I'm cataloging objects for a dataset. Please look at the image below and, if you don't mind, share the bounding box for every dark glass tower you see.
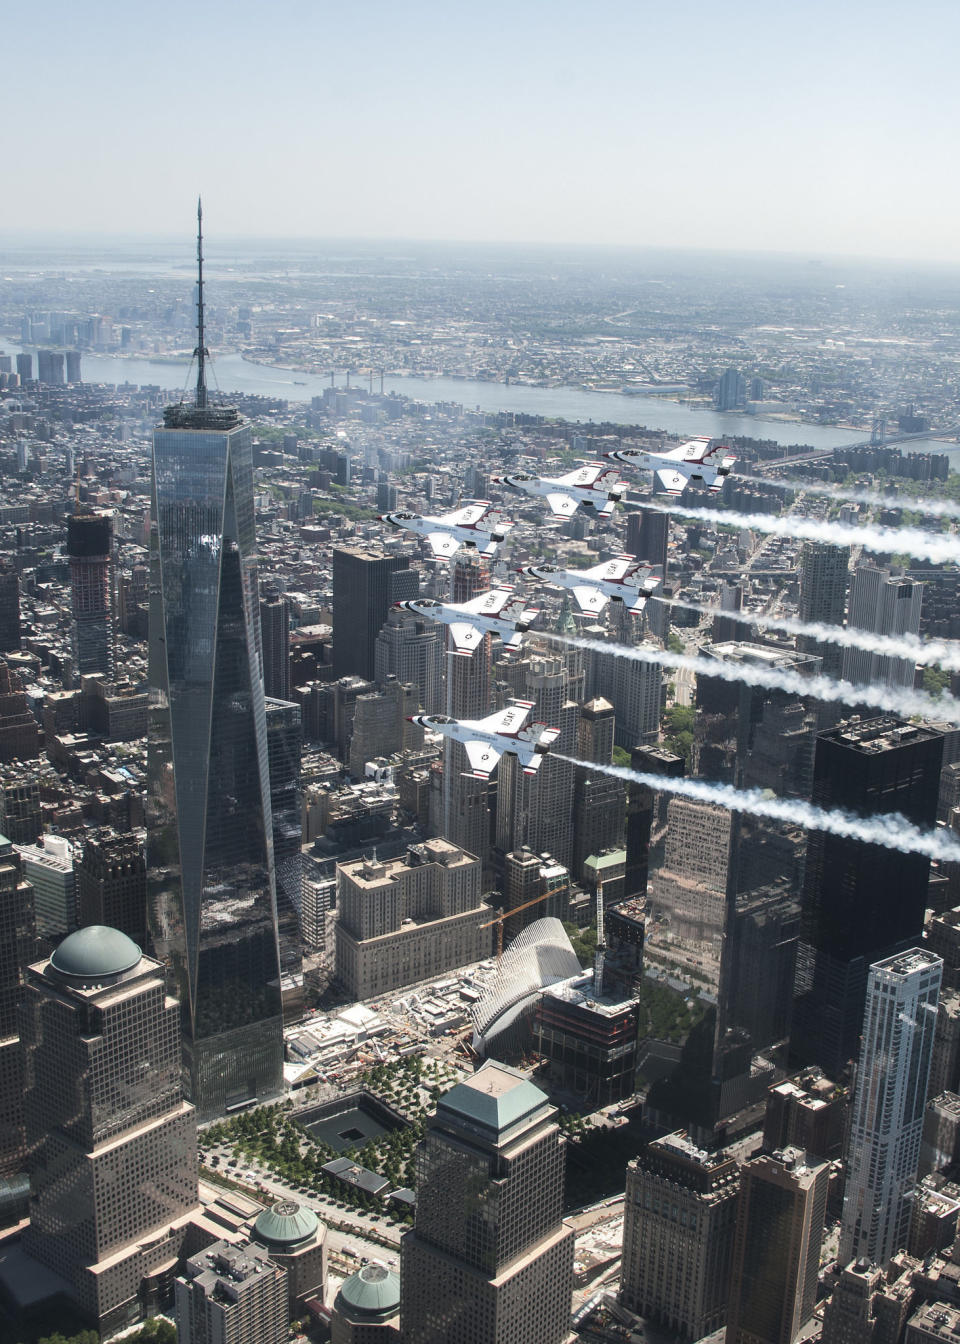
[331,546,417,681]
[792,716,944,1076]
[146,203,282,1118]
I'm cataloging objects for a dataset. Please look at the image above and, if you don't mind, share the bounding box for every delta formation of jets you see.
[395,589,540,656]
[489,462,626,517]
[408,701,561,779]
[378,437,735,777]
[605,436,737,496]
[517,554,660,616]
[379,500,513,559]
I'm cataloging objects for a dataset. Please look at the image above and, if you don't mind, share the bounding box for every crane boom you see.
[480,880,567,962]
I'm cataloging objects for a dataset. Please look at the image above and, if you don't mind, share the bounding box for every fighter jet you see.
[395,589,540,656]
[518,554,660,616]
[379,500,514,559]
[489,462,626,517]
[407,701,561,779]
[604,436,736,495]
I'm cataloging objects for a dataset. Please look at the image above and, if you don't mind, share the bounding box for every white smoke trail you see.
[664,598,960,673]
[738,473,960,522]
[555,755,960,865]
[544,631,960,725]
[636,499,960,566]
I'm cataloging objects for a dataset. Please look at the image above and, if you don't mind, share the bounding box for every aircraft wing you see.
[463,738,501,779]
[596,496,619,516]
[479,701,534,737]
[561,464,601,487]
[441,502,488,527]
[572,584,609,615]
[462,588,514,617]
[447,622,484,656]
[586,556,633,582]
[426,530,462,558]
[545,492,580,517]
[626,591,652,615]
[655,468,688,495]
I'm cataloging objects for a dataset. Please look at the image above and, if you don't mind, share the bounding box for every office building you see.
[0,836,34,1180]
[843,565,924,690]
[725,1148,830,1344]
[621,1132,740,1341]
[15,353,31,383]
[441,550,495,868]
[67,508,114,680]
[920,1092,960,1178]
[334,840,491,1000]
[0,662,41,762]
[176,1240,287,1344]
[589,641,661,749]
[495,653,580,871]
[763,1069,846,1162]
[18,835,75,938]
[76,829,147,948]
[65,350,82,382]
[401,1060,574,1344]
[798,541,849,678]
[0,776,41,846]
[36,349,65,385]
[625,506,669,572]
[573,697,625,880]
[250,1201,327,1317]
[332,1264,401,1342]
[502,847,570,942]
[821,1258,917,1344]
[840,948,942,1266]
[623,745,684,900]
[374,607,444,715]
[332,547,417,681]
[714,367,747,411]
[147,213,283,1119]
[0,562,20,656]
[22,926,198,1333]
[260,592,291,702]
[793,718,943,1076]
[534,972,640,1106]
[265,698,304,989]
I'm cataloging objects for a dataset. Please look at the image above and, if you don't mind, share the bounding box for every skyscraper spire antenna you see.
[194,196,208,410]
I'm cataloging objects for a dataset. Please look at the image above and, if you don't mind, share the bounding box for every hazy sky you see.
[7,0,960,261]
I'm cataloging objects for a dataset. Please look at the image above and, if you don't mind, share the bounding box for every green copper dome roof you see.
[49,926,142,984]
[253,1200,319,1248]
[339,1264,400,1316]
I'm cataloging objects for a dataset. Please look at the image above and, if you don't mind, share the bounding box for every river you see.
[4,341,956,461]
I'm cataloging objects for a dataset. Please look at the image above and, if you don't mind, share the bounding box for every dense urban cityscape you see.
[1,204,960,1344]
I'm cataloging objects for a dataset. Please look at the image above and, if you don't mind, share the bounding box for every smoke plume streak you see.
[737,474,960,521]
[555,755,960,865]
[635,499,960,565]
[663,598,960,672]
[543,632,960,725]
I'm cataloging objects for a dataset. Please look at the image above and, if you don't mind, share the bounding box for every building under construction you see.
[534,973,640,1107]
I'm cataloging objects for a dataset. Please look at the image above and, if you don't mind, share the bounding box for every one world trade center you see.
[147,203,283,1118]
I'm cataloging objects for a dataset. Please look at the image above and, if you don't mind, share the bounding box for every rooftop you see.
[48,924,142,986]
[252,1200,320,1250]
[438,1060,550,1138]
[338,1263,400,1317]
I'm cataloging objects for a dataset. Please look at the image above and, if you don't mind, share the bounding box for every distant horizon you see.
[3,229,960,274]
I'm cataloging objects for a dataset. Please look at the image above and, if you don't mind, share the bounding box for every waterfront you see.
[5,340,955,460]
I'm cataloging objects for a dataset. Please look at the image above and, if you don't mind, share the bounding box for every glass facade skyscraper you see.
[147,402,283,1119]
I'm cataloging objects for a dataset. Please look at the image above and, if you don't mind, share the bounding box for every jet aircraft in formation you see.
[379,500,513,559]
[408,701,560,778]
[604,437,736,496]
[517,554,661,616]
[489,462,626,517]
[394,589,539,656]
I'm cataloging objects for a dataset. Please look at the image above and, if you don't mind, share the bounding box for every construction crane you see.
[480,879,567,963]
